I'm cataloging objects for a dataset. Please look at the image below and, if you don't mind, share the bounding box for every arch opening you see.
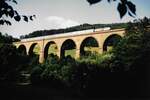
[18,45,27,55]
[61,39,76,58]
[44,41,58,59]
[103,34,122,52]
[80,37,99,56]
[29,43,40,58]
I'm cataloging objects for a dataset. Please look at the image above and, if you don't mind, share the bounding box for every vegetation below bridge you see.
[0,17,150,99]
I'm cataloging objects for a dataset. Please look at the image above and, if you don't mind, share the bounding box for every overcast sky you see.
[0,0,150,38]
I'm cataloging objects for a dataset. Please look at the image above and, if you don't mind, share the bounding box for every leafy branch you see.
[0,0,36,25]
[87,0,136,18]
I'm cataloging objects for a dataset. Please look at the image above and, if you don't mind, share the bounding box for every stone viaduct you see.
[14,28,125,63]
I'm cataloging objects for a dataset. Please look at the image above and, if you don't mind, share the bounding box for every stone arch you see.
[28,43,41,57]
[44,41,58,59]
[18,44,27,55]
[103,34,122,52]
[60,39,76,58]
[80,36,99,56]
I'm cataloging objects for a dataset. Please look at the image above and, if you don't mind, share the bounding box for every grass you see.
[48,44,58,55]
[33,45,40,55]
[32,45,108,58]
[65,49,76,58]
[64,47,100,58]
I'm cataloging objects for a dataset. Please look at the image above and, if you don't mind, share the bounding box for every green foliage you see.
[0,44,28,81]
[79,53,112,66]
[41,63,61,81]
[0,32,19,43]
[30,55,76,86]
[30,52,112,90]
[0,33,28,82]
[64,49,76,58]
[70,53,112,90]
[30,64,43,84]
[112,17,150,72]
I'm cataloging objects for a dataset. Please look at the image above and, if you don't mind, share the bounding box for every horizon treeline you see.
[20,23,127,39]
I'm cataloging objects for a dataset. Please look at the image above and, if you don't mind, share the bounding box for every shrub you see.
[30,53,113,90]
[30,64,44,84]
[0,44,28,82]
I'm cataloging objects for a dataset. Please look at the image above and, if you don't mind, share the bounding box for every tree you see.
[111,17,150,72]
[0,32,27,82]
[0,44,29,81]
[20,23,127,39]
[109,17,150,96]
[87,0,136,18]
[0,32,19,43]
[0,0,35,25]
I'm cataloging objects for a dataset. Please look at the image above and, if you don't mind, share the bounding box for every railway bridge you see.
[14,28,125,63]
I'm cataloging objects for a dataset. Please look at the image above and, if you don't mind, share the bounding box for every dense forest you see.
[20,23,127,39]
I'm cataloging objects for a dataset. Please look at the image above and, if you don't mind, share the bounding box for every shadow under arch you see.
[28,43,40,57]
[103,34,122,52]
[18,44,27,55]
[60,39,76,58]
[80,37,99,56]
[44,41,58,59]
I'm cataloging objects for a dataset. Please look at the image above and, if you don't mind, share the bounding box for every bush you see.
[110,18,150,96]
[30,53,113,94]
[30,64,44,84]
[112,17,150,72]
[0,44,28,82]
